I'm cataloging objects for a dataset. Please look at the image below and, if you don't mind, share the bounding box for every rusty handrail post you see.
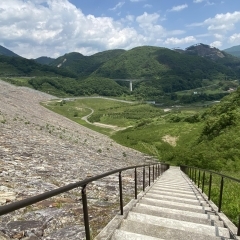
[149,165,151,186]
[194,169,197,183]
[237,214,240,236]
[218,177,224,212]
[134,168,137,199]
[82,185,90,240]
[208,174,212,200]
[202,171,205,193]
[119,171,123,215]
[143,167,145,191]
[198,170,201,188]
[153,165,155,182]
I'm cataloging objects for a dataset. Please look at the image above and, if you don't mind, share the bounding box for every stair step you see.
[149,190,203,200]
[111,229,162,240]
[120,220,223,240]
[132,204,224,227]
[125,212,230,238]
[135,203,216,219]
[150,187,198,195]
[140,197,211,213]
[145,193,202,205]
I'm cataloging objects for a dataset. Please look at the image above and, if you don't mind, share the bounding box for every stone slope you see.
[0,80,151,239]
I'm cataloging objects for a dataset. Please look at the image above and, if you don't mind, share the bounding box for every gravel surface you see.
[0,80,155,239]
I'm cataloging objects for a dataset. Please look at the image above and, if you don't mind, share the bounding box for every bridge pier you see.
[129,81,133,92]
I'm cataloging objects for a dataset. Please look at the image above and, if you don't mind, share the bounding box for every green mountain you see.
[92,46,238,95]
[2,44,240,104]
[0,55,77,78]
[50,49,125,77]
[224,45,240,58]
[34,56,55,65]
[0,45,20,57]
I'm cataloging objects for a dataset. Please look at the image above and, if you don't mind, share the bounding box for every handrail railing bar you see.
[143,167,145,192]
[238,215,240,236]
[218,177,224,212]
[153,165,155,182]
[194,169,197,183]
[134,168,137,199]
[208,174,212,201]
[198,170,201,188]
[0,163,170,240]
[0,163,160,216]
[149,165,151,186]
[202,171,205,193]
[181,165,240,183]
[119,171,123,215]
[181,165,240,236]
[82,185,90,240]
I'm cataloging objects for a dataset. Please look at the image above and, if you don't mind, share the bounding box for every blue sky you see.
[0,0,239,58]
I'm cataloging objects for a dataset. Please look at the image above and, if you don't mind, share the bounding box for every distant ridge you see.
[224,45,240,58]
[0,45,20,57]
[34,56,55,65]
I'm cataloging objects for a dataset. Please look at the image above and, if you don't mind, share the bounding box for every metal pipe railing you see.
[0,162,169,240]
[180,165,240,236]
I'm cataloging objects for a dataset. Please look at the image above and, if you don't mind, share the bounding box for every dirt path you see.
[81,107,129,131]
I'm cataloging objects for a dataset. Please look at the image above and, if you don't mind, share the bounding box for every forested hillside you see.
[1,44,240,104]
[0,45,19,57]
[224,45,240,58]
[49,49,125,77]
[165,88,240,171]
[0,55,77,78]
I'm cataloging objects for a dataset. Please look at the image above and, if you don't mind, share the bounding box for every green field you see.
[43,96,240,226]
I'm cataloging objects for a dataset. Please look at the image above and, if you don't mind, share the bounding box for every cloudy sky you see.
[0,0,239,58]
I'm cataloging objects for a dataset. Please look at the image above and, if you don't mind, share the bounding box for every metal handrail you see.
[180,165,240,237]
[0,162,170,239]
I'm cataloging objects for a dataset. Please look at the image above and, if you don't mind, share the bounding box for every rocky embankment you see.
[0,80,153,239]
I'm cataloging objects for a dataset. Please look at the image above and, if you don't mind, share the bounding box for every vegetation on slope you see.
[43,92,240,227]
[224,45,240,58]
[34,56,55,65]
[0,45,19,57]
[50,49,125,77]
[0,55,77,78]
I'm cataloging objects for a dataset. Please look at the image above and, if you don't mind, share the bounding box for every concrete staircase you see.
[108,167,234,240]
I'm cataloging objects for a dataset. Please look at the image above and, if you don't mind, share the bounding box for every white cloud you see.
[109,2,125,11]
[125,15,135,22]
[193,0,204,3]
[164,36,197,45]
[214,33,224,39]
[0,0,146,58]
[205,12,240,32]
[169,4,188,12]
[188,11,240,32]
[205,1,215,6]
[130,0,145,2]
[210,41,222,48]
[144,4,152,8]
[229,33,240,44]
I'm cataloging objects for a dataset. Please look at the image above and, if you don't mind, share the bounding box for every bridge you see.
[0,164,239,239]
